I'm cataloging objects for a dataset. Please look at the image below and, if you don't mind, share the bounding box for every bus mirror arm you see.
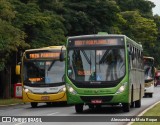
[60,52,64,61]
[128,49,134,60]
[60,46,65,62]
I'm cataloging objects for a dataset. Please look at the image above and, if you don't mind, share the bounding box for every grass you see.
[0,98,23,106]
[132,102,160,125]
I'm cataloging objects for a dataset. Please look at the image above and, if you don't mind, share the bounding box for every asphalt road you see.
[1,86,160,125]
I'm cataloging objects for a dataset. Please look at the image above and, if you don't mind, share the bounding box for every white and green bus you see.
[143,56,154,97]
[64,33,144,112]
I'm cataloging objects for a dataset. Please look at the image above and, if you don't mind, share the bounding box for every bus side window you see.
[127,44,131,70]
[130,46,133,69]
[135,48,138,69]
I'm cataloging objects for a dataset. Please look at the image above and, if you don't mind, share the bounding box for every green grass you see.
[133,102,160,125]
[0,98,23,105]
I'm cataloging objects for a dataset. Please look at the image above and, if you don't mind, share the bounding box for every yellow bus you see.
[16,46,66,107]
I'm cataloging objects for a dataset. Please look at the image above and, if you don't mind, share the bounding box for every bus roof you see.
[67,34,126,39]
[67,34,142,49]
[25,46,66,52]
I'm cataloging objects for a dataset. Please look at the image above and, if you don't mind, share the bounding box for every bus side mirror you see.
[60,52,65,62]
[127,45,132,56]
[15,64,21,75]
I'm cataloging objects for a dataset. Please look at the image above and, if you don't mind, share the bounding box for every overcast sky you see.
[150,0,160,15]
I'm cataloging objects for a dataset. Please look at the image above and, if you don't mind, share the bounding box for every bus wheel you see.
[75,104,83,113]
[31,102,38,108]
[122,103,130,112]
[135,99,141,108]
[130,87,134,108]
[149,93,153,98]
[135,89,141,108]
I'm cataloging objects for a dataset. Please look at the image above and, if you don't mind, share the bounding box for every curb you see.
[127,101,160,125]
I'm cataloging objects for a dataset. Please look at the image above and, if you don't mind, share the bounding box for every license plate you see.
[41,96,49,100]
[91,100,102,104]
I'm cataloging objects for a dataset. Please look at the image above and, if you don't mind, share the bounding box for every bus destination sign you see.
[26,52,60,59]
[69,38,124,47]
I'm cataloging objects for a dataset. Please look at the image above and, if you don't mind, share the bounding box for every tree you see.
[121,11,157,45]
[11,0,66,48]
[0,0,29,98]
[0,0,28,71]
[114,0,155,17]
[62,0,124,36]
[153,15,160,67]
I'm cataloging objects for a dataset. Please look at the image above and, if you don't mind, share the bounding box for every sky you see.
[150,0,160,15]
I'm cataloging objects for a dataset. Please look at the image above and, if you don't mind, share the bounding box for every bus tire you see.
[135,99,141,108]
[135,89,141,108]
[130,86,134,108]
[75,104,83,113]
[149,93,153,98]
[122,103,130,112]
[31,102,38,108]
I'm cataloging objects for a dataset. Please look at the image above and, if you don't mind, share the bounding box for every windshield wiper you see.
[99,50,110,64]
[48,61,55,71]
[81,50,91,64]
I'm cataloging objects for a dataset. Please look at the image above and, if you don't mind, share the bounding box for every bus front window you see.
[144,65,154,81]
[68,48,125,82]
[24,60,65,84]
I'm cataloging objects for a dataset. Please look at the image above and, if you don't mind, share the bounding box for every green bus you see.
[64,33,144,112]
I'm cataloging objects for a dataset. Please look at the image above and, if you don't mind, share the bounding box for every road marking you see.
[15,122,25,125]
[47,112,59,116]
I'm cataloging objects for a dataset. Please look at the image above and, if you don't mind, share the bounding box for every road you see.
[0,86,160,125]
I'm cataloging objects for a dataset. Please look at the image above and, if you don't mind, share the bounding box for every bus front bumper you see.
[23,91,67,103]
[67,92,129,105]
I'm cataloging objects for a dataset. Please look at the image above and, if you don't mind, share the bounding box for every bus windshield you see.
[144,64,154,80]
[68,48,125,82]
[144,58,154,81]
[23,60,65,84]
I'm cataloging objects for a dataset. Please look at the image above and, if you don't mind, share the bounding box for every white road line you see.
[15,122,25,125]
[47,112,59,116]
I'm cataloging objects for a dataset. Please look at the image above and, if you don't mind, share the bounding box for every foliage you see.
[11,0,66,48]
[0,0,29,71]
[121,11,157,44]
[0,0,160,69]
[114,0,155,17]
[62,0,124,35]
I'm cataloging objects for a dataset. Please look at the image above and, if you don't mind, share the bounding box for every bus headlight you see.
[116,82,127,94]
[66,84,77,95]
[24,88,29,93]
[23,87,32,93]
[59,87,66,93]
